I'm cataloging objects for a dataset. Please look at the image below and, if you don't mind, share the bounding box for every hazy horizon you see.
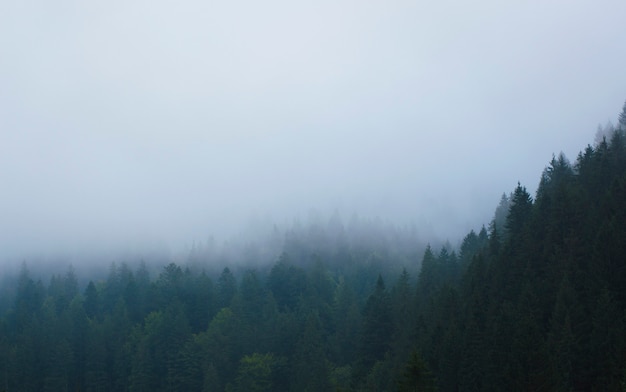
[2,0,626,260]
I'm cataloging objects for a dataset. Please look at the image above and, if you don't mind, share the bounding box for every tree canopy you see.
[1,105,625,391]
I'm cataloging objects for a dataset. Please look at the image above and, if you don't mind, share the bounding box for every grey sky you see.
[1,0,625,258]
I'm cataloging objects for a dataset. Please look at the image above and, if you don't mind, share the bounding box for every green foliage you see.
[234,353,275,392]
[505,183,533,237]
[291,312,332,391]
[397,351,435,392]
[1,102,626,391]
[267,253,306,312]
[217,267,237,309]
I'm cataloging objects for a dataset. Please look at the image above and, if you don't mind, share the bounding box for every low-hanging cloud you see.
[1,0,625,259]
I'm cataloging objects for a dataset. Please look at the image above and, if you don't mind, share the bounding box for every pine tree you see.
[234,353,275,392]
[355,275,392,384]
[618,100,626,130]
[290,312,332,392]
[217,267,237,309]
[397,351,435,392]
[505,183,533,238]
[331,277,360,365]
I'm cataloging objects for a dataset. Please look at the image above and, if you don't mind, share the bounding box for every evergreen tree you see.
[291,312,332,392]
[84,281,100,319]
[1,101,625,392]
[267,253,306,312]
[417,245,438,297]
[332,277,361,365]
[397,351,435,392]
[234,353,275,392]
[505,183,533,238]
[355,275,392,385]
[618,100,626,130]
[217,267,237,309]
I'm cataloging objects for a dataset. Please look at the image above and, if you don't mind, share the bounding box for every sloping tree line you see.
[0,102,625,391]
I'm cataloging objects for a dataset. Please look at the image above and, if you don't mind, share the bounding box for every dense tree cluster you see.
[0,104,625,391]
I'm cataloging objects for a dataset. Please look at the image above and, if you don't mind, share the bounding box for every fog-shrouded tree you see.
[0,100,625,392]
[217,267,237,310]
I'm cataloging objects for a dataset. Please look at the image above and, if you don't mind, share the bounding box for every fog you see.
[1,0,626,260]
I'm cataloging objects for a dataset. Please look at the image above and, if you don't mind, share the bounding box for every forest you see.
[1,103,625,391]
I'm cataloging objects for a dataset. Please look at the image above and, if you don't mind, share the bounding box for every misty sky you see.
[1,0,626,258]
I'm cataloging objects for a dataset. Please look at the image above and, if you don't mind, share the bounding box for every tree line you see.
[0,102,625,391]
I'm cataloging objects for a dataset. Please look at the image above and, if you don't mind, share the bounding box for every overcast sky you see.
[1,0,625,259]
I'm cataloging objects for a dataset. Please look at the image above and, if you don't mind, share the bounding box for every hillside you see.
[1,103,625,391]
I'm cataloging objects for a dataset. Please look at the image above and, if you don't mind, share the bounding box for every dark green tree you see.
[331,277,361,365]
[355,275,393,385]
[397,351,435,392]
[217,267,237,309]
[84,281,100,319]
[505,183,533,238]
[291,312,332,392]
[234,353,275,392]
[618,100,626,130]
[267,253,306,312]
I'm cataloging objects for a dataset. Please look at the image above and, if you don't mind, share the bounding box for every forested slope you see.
[1,104,625,391]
